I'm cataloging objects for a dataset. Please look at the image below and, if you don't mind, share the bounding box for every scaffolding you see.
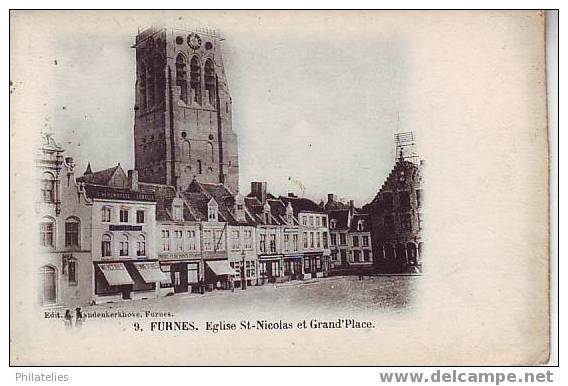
[394,131,419,164]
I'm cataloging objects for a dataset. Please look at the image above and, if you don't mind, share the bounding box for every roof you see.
[327,209,349,229]
[367,159,423,210]
[244,197,283,226]
[278,195,326,216]
[349,213,371,232]
[82,183,155,202]
[139,182,198,222]
[77,165,121,186]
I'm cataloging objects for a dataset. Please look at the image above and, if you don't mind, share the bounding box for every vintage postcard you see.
[9,10,550,365]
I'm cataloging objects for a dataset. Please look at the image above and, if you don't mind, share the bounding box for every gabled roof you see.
[278,195,326,215]
[367,159,423,210]
[139,182,198,222]
[77,164,123,186]
[244,197,282,226]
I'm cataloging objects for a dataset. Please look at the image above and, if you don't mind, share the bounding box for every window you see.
[204,59,216,105]
[418,213,423,230]
[401,214,412,231]
[136,210,145,224]
[322,216,327,227]
[214,230,225,251]
[357,220,365,231]
[323,232,328,249]
[303,232,308,248]
[190,56,202,104]
[330,219,337,229]
[416,189,423,207]
[340,249,347,261]
[137,235,146,256]
[259,234,266,253]
[310,232,314,248]
[352,236,359,247]
[353,250,361,263]
[101,234,112,257]
[41,172,55,203]
[363,250,371,262]
[316,217,321,227]
[120,208,129,223]
[330,233,337,246]
[207,142,215,163]
[161,230,170,252]
[198,160,202,174]
[244,230,253,250]
[173,203,183,221]
[65,218,80,248]
[245,261,256,278]
[68,259,77,285]
[399,191,411,209]
[208,201,218,222]
[339,233,347,245]
[174,230,183,251]
[269,234,276,253]
[119,235,129,256]
[40,219,54,248]
[284,234,290,252]
[187,230,197,251]
[203,230,212,251]
[309,216,314,227]
[302,216,307,226]
[316,232,321,248]
[362,236,369,247]
[176,54,188,103]
[231,230,240,250]
[293,234,299,251]
[101,206,112,222]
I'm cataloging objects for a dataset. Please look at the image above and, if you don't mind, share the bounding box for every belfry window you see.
[190,56,202,105]
[175,54,188,103]
[204,59,216,106]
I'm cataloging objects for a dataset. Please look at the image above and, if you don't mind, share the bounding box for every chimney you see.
[128,169,139,191]
[327,193,335,203]
[251,181,267,203]
[288,192,297,198]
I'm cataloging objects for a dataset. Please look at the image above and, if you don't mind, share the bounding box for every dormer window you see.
[172,197,184,222]
[208,199,218,222]
[357,220,365,231]
[330,219,337,230]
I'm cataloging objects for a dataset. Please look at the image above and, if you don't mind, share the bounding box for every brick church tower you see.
[133,26,239,193]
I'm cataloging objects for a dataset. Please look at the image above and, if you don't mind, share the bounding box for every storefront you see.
[159,260,200,294]
[303,252,324,278]
[259,255,283,284]
[283,254,303,281]
[94,260,166,302]
[205,260,237,290]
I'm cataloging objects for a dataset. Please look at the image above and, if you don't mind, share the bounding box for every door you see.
[40,266,57,305]
[172,263,188,293]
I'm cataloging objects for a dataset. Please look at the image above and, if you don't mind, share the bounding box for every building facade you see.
[133,26,239,194]
[36,134,93,307]
[366,155,424,273]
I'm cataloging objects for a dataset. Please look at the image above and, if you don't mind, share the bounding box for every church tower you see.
[133,26,239,193]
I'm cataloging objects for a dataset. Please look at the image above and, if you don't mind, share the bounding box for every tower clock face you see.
[188,33,202,49]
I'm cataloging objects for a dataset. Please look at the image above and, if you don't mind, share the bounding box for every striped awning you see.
[98,263,134,286]
[133,261,168,283]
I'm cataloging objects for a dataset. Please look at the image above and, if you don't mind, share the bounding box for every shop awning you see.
[98,263,134,286]
[133,261,169,283]
[206,260,237,276]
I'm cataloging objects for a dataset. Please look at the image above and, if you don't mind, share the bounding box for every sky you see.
[16,11,424,206]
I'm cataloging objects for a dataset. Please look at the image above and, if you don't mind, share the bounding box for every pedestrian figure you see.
[75,307,83,329]
[64,309,73,329]
[216,280,221,290]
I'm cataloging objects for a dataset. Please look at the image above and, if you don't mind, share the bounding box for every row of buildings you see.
[35,25,423,308]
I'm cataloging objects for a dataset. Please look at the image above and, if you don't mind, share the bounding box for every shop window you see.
[64,218,80,248]
[40,218,55,248]
[101,234,112,257]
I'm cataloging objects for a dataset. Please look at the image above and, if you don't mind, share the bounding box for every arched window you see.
[119,234,129,257]
[190,56,202,104]
[101,234,112,257]
[40,216,55,248]
[207,142,215,162]
[41,172,55,202]
[175,54,188,103]
[39,265,57,305]
[204,59,216,105]
[65,216,80,248]
[357,220,365,231]
[330,219,337,229]
[182,140,191,160]
[137,234,146,256]
[139,62,147,109]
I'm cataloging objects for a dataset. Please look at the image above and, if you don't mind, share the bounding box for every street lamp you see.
[241,249,247,290]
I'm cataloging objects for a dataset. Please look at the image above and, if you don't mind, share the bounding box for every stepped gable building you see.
[366,152,424,273]
[77,164,161,303]
[36,133,93,307]
[133,26,239,194]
